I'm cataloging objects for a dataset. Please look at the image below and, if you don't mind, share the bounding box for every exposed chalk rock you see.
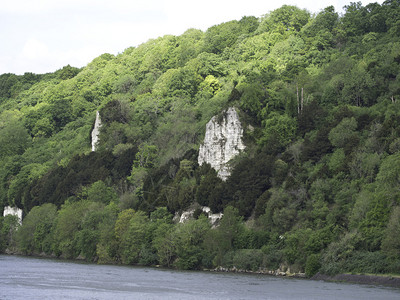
[91,111,102,151]
[3,206,23,225]
[179,210,194,223]
[202,206,224,228]
[175,205,223,227]
[198,107,245,180]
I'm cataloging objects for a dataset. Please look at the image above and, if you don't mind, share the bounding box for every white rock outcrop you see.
[201,206,224,227]
[91,111,102,151]
[176,206,223,227]
[198,107,245,180]
[3,206,23,224]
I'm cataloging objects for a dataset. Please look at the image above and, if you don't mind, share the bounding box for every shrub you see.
[305,253,321,277]
[232,249,265,271]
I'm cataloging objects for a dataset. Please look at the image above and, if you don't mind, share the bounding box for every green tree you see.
[16,203,57,254]
[258,5,310,34]
[153,222,176,267]
[96,203,119,264]
[186,52,226,78]
[342,62,375,106]
[381,206,400,260]
[305,253,321,277]
[197,75,221,99]
[207,206,244,266]
[120,211,149,264]
[56,65,81,80]
[7,163,46,210]
[0,111,31,159]
[173,216,211,270]
[358,192,391,251]
[53,200,90,258]
[328,117,358,149]
[306,6,338,34]
[0,73,19,98]
[49,97,73,130]
[81,180,118,205]
[375,153,400,197]
[134,144,158,169]
[283,228,312,266]
[259,113,297,149]
[341,2,369,37]
[203,20,245,54]
[0,215,20,252]
[114,208,136,261]
[76,202,109,261]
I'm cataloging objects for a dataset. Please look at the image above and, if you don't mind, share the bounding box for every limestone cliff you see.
[198,107,245,180]
[91,111,102,151]
[3,206,23,224]
[175,205,223,227]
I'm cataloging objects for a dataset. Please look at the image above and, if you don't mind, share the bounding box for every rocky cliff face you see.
[198,107,245,180]
[3,206,23,224]
[91,111,102,151]
[175,205,223,227]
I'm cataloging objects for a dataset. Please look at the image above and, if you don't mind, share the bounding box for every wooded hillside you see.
[1,1,400,276]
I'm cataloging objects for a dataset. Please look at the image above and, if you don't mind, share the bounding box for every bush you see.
[344,251,390,274]
[232,249,265,271]
[221,251,235,269]
[261,243,283,270]
[320,250,391,275]
[305,253,321,277]
[0,217,4,252]
[0,215,20,252]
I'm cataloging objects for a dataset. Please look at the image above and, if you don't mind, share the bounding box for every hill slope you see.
[1,2,400,275]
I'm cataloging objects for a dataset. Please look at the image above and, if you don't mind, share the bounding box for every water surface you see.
[0,255,399,299]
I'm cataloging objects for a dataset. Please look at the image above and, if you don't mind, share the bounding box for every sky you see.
[0,0,385,75]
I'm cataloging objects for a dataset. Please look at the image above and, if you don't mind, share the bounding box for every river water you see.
[0,255,399,299]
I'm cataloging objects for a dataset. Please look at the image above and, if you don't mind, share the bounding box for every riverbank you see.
[207,266,307,278]
[312,272,400,288]
[209,266,400,288]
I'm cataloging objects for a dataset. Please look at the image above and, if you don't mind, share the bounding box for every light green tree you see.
[259,113,297,148]
[120,211,149,264]
[53,200,90,258]
[258,5,310,34]
[81,180,118,205]
[16,203,57,254]
[342,62,374,106]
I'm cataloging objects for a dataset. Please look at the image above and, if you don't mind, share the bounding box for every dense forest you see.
[1,1,400,277]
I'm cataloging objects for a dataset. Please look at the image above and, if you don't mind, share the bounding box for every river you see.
[0,255,399,299]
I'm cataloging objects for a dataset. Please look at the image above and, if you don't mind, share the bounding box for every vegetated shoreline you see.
[4,251,400,288]
[208,267,400,288]
[311,272,400,289]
